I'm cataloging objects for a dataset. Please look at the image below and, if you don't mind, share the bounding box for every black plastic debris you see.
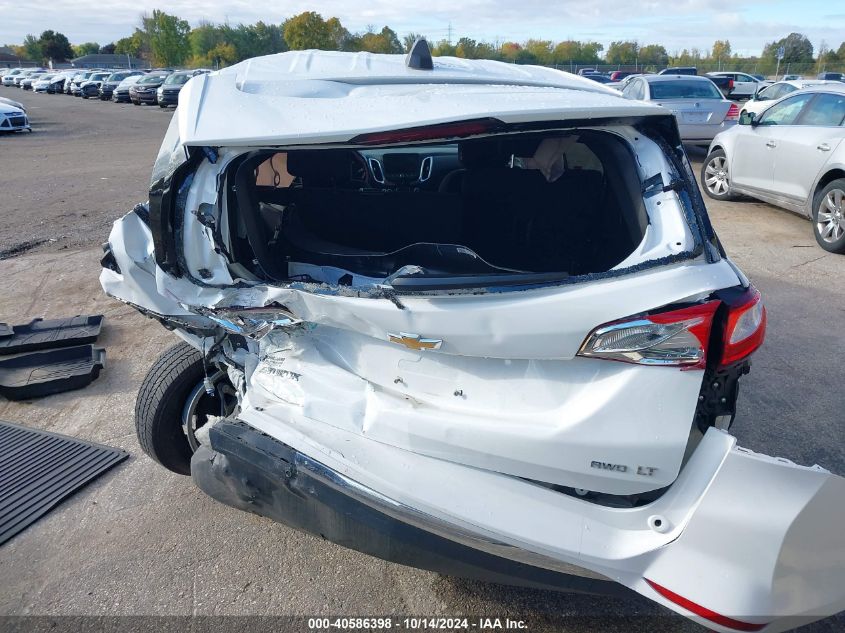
[0,315,103,355]
[0,420,128,545]
[0,345,106,401]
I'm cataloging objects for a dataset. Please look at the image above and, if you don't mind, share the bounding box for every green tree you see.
[403,33,427,53]
[455,37,477,58]
[73,42,100,57]
[606,40,639,64]
[524,39,553,64]
[114,29,147,59]
[100,42,116,54]
[283,12,336,50]
[762,32,813,64]
[208,42,238,67]
[141,10,190,66]
[711,40,731,61]
[358,26,402,54]
[38,30,74,62]
[638,44,668,67]
[22,34,42,61]
[432,39,456,57]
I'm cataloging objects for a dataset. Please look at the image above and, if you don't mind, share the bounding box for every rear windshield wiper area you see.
[226,129,659,292]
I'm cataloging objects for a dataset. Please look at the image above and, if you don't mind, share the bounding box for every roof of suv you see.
[175,50,669,147]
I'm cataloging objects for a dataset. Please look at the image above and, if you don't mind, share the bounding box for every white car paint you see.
[709,84,845,217]
[707,71,762,98]
[102,50,845,630]
[740,80,837,117]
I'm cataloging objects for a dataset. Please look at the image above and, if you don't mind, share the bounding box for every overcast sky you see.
[2,0,843,56]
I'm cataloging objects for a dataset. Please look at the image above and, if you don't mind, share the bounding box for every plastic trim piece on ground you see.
[0,345,106,400]
[0,315,104,355]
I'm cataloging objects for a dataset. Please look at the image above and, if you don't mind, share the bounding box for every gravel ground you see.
[0,87,844,633]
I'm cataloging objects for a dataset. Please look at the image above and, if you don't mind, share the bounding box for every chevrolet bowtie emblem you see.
[388,332,442,351]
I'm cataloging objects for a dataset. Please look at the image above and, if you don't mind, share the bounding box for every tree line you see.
[6,11,845,74]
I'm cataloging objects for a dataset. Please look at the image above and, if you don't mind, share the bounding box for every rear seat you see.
[460,167,604,272]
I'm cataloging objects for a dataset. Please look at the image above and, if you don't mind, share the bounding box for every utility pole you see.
[447,22,453,45]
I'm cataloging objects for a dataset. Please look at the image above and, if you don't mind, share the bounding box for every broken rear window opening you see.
[217,129,697,293]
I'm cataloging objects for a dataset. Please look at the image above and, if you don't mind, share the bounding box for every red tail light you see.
[718,287,766,368]
[349,118,501,145]
[725,103,740,121]
[578,301,720,369]
[645,579,767,631]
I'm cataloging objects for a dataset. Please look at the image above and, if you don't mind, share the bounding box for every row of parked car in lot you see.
[3,58,844,253]
[0,66,210,118]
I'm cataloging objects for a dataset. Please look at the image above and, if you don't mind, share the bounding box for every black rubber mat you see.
[0,345,105,401]
[0,420,128,545]
[0,315,103,355]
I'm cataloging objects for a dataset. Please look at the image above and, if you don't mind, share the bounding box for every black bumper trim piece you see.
[192,419,630,597]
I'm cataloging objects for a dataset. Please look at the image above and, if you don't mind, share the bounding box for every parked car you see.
[658,66,697,75]
[582,73,612,84]
[11,69,45,86]
[112,74,144,103]
[79,72,113,98]
[621,74,738,144]
[817,72,844,81]
[100,47,845,632]
[740,80,835,117]
[707,71,763,99]
[156,71,194,107]
[1,68,28,86]
[19,70,49,90]
[576,68,597,76]
[609,70,636,82]
[44,71,77,94]
[68,70,99,95]
[99,70,144,100]
[782,74,803,81]
[0,96,25,112]
[0,102,30,132]
[129,72,169,105]
[32,74,58,93]
[703,84,845,252]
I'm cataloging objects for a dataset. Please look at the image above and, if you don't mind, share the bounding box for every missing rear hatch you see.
[219,129,682,292]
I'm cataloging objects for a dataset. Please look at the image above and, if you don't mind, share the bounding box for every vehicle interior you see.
[223,130,650,287]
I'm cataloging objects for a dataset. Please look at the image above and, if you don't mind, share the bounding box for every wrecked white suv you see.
[101,44,845,631]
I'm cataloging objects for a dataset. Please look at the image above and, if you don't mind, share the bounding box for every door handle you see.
[765,141,777,148]
[817,143,831,152]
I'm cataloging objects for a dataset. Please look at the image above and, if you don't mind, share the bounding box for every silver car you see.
[703,84,845,252]
[621,74,738,145]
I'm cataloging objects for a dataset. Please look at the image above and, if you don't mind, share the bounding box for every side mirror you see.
[739,110,756,126]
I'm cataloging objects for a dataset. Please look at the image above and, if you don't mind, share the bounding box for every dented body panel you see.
[102,49,845,631]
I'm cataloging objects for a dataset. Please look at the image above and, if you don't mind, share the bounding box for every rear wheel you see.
[135,342,237,475]
[813,179,845,254]
[701,149,735,201]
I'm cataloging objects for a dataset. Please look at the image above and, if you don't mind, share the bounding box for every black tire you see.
[812,179,845,254]
[135,342,207,475]
[700,149,735,201]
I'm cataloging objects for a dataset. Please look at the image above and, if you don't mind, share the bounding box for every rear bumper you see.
[197,406,845,632]
[192,418,626,596]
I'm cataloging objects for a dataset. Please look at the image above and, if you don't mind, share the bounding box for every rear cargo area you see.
[226,130,651,285]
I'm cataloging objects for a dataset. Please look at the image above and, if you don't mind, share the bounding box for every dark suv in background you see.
[99,70,144,100]
[129,72,170,105]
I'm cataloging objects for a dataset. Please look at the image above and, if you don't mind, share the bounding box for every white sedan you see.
[740,79,837,117]
[703,84,845,252]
